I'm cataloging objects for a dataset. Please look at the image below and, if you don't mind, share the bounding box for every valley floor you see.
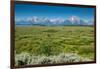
[15,26,95,66]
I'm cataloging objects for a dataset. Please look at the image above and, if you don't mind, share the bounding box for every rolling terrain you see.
[15,26,94,66]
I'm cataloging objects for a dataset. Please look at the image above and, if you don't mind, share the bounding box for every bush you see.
[37,56,52,64]
[15,52,32,66]
[56,53,81,63]
[15,53,92,66]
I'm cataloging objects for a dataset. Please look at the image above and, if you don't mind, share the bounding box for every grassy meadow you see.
[15,26,94,66]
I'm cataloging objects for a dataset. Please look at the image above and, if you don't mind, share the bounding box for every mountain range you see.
[15,16,94,26]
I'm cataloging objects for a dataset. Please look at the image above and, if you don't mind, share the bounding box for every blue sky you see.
[15,3,95,21]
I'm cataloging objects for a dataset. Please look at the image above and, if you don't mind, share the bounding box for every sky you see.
[15,3,95,21]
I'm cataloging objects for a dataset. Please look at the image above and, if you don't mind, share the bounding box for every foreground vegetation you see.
[15,26,94,66]
[15,52,92,66]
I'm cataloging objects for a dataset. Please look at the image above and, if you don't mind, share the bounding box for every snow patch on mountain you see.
[15,16,94,26]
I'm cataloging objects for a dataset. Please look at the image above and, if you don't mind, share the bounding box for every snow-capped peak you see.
[68,16,80,24]
[15,16,94,26]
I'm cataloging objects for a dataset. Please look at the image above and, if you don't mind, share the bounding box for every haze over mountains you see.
[15,16,94,26]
